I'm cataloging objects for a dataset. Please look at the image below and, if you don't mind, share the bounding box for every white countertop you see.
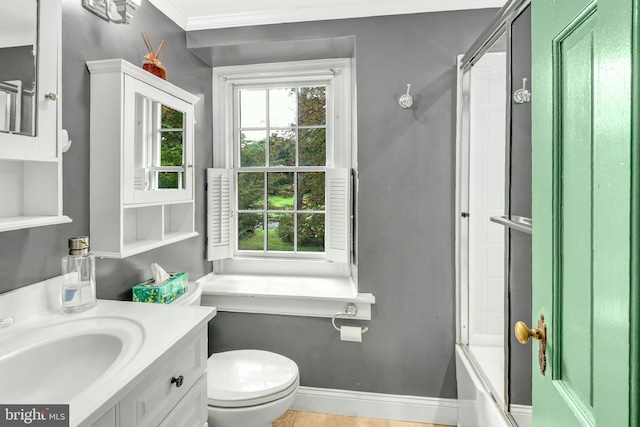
[0,276,216,426]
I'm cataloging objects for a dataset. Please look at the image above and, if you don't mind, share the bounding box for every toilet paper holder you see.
[331,303,369,334]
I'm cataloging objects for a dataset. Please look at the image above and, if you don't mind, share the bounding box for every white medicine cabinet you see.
[87,59,199,258]
[0,0,71,232]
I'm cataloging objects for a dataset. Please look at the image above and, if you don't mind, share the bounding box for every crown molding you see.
[148,0,189,29]
[149,0,506,31]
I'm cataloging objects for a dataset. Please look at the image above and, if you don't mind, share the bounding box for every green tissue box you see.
[132,272,188,304]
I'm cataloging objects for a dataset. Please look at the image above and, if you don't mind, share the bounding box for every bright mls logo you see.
[0,405,69,426]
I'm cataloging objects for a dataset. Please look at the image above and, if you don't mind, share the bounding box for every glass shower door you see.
[465,34,508,405]
[457,3,533,425]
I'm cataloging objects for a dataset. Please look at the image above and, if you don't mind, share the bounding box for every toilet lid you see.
[207,350,299,408]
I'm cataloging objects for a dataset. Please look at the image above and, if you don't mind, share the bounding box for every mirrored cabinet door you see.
[87,59,199,258]
[123,74,194,205]
[0,0,71,232]
[0,0,58,160]
[0,1,37,137]
[138,101,186,191]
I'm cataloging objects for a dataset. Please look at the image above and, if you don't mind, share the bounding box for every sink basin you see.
[0,317,144,403]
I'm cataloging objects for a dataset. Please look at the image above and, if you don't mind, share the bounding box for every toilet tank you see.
[171,281,202,306]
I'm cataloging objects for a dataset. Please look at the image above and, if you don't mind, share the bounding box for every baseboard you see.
[510,404,532,427]
[292,386,458,425]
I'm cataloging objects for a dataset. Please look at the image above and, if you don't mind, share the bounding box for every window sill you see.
[196,272,375,319]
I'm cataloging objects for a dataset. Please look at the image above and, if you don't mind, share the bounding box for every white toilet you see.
[172,282,300,427]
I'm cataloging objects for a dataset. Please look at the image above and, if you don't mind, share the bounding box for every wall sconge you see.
[83,0,140,24]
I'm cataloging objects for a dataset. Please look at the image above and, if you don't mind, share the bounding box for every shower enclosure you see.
[455,1,532,426]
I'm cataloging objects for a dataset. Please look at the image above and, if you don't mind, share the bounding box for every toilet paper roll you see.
[340,326,363,342]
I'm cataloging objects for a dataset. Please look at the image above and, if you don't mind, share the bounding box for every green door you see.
[531,0,639,425]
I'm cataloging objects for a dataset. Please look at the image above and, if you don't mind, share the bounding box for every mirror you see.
[0,0,37,136]
[135,95,186,191]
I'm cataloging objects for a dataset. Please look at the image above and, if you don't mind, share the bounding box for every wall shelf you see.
[490,215,532,234]
[0,216,71,233]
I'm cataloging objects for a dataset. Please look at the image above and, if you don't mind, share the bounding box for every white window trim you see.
[207,58,372,317]
[197,272,375,319]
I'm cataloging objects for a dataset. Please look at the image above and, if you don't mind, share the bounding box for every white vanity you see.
[0,276,216,427]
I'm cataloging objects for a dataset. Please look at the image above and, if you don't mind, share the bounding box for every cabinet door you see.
[159,375,208,427]
[0,0,58,161]
[118,329,207,427]
[123,75,194,205]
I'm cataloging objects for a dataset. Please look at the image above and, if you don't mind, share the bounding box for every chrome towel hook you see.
[513,77,531,104]
[331,303,369,334]
[399,84,413,109]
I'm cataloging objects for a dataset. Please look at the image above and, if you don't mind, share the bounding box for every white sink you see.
[0,275,215,426]
[0,317,144,403]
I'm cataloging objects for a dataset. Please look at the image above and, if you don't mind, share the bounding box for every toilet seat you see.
[207,350,299,408]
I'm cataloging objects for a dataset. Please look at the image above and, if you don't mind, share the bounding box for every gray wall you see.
[190,10,497,398]
[0,0,212,298]
[0,3,498,400]
[508,5,532,407]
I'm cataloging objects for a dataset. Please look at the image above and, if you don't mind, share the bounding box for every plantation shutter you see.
[207,168,231,261]
[325,168,351,264]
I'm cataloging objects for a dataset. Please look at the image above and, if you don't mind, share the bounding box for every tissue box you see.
[132,272,188,304]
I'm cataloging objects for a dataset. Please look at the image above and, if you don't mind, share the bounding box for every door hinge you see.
[461,212,470,218]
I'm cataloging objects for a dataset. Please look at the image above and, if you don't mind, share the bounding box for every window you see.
[236,86,327,254]
[208,59,353,277]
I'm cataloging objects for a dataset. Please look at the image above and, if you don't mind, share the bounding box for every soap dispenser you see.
[61,236,97,313]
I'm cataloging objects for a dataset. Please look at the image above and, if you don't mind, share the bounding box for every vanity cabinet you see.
[88,324,209,427]
[0,0,71,232]
[118,327,208,427]
[157,377,208,427]
[87,59,199,258]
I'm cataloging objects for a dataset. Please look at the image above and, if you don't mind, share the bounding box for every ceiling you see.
[148,0,508,31]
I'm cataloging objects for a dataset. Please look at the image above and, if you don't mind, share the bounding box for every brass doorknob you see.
[515,321,543,344]
[515,315,548,376]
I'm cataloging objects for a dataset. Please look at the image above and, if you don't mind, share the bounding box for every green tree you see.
[269,130,295,166]
[240,133,266,167]
[238,132,268,241]
[238,172,264,240]
[237,86,328,251]
[295,87,326,250]
[158,106,184,188]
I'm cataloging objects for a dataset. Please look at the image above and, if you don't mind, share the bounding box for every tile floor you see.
[273,410,455,427]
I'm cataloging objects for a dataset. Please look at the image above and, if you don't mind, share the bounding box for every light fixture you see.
[82,0,140,24]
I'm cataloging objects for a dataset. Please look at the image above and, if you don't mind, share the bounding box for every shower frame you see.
[454,0,531,424]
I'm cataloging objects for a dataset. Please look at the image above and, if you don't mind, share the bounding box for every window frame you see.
[211,59,353,278]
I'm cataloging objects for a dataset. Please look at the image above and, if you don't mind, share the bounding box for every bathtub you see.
[455,344,511,427]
